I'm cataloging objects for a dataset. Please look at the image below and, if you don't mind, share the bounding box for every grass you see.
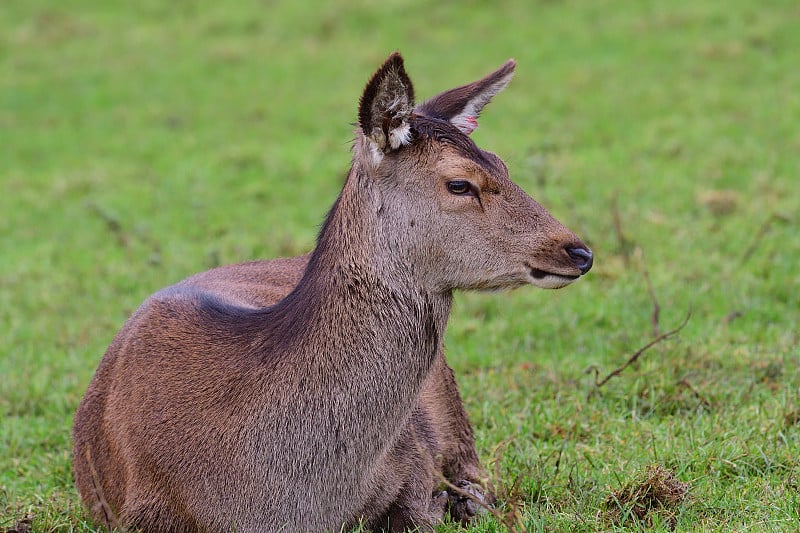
[1,0,798,531]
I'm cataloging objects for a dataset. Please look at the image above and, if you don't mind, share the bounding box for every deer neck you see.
[254,169,452,475]
[276,165,452,396]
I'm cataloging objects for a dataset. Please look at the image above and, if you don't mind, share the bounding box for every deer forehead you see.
[411,117,506,171]
[427,143,509,188]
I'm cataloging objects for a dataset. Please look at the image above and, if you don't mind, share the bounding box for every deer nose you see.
[566,245,593,275]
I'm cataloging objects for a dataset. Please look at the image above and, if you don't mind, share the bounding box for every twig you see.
[554,434,569,475]
[641,266,661,338]
[591,310,692,388]
[740,213,789,264]
[439,476,525,533]
[85,201,129,249]
[437,438,528,532]
[610,193,633,265]
[554,421,578,475]
[678,377,712,408]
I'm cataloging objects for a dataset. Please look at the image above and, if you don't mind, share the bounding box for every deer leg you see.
[378,480,446,533]
[381,355,492,531]
[417,347,493,524]
[363,417,448,532]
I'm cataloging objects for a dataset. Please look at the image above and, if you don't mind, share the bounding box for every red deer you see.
[73,52,593,532]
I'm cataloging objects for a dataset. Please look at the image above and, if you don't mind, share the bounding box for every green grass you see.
[1,0,798,531]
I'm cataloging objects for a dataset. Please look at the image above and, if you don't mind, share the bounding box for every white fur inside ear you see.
[451,115,478,135]
[388,121,412,150]
[450,69,515,135]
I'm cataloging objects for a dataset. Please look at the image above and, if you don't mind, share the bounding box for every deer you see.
[72,52,593,533]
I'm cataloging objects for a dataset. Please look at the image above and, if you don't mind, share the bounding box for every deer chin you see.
[527,267,580,289]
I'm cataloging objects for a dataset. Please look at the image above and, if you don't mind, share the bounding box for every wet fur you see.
[72,53,591,532]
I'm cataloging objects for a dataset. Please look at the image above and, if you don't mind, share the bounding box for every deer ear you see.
[358,52,416,155]
[416,59,516,135]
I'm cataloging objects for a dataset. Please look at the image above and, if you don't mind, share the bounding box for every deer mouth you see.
[527,266,580,289]
[529,267,575,280]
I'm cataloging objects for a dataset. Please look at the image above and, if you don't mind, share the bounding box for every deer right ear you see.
[358,53,416,162]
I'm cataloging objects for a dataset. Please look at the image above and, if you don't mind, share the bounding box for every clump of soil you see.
[1,514,33,533]
[603,464,689,529]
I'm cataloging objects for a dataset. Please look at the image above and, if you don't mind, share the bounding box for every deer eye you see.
[446,180,474,196]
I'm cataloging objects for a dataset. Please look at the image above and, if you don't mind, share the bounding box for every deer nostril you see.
[566,245,593,275]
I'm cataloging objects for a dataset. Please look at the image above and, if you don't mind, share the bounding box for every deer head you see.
[349,52,592,292]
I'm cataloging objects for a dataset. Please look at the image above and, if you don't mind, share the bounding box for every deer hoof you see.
[448,480,491,524]
[429,489,449,517]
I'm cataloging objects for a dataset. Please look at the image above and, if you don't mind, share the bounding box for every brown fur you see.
[73,53,592,532]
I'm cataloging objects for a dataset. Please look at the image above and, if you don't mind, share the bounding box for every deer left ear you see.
[417,59,516,135]
[358,52,416,155]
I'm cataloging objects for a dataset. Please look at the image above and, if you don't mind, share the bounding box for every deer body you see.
[73,53,592,532]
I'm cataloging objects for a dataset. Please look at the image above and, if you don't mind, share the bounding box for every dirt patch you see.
[602,464,689,529]
[696,189,739,216]
[1,514,33,533]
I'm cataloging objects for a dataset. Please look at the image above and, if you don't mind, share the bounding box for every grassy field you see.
[1,0,799,531]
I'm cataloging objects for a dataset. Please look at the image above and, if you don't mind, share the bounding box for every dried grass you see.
[602,464,689,529]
